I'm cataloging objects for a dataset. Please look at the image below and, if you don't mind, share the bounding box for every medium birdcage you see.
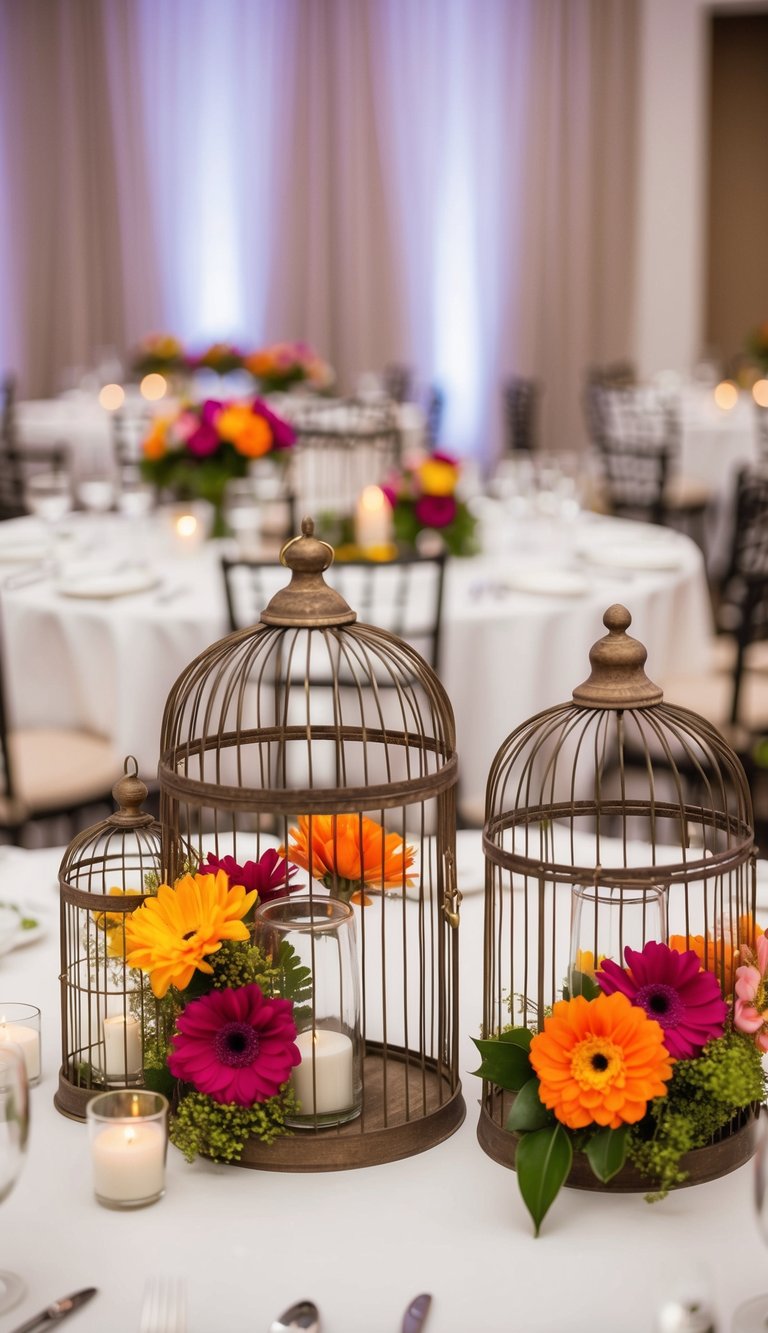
[158,517,463,1168]
[478,604,758,1189]
[55,758,170,1121]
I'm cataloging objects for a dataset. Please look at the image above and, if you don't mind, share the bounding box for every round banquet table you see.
[0,834,766,1333]
[0,509,713,818]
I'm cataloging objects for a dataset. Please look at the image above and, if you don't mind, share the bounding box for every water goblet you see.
[78,474,117,515]
[24,470,72,525]
[731,1106,768,1332]
[0,1044,30,1313]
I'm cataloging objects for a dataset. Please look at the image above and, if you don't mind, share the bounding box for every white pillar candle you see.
[355,485,392,550]
[0,1021,40,1084]
[91,1122,166,1205]
[102,1015,142,1082]
[292,1029,354,1115]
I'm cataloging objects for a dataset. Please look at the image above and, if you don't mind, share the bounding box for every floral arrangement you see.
[746,322,768,372]
[473,937,766,1235]
[383,453,478,558]
[244,341,334,394]
[140,397,295,534]
[131,333,188,377]
[118,849,313,1164]
[282,814,415,906]
[190,342,246,375]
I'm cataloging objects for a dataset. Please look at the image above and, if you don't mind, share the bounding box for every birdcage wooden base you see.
[477,1098,757,1192]
[232,1047,465,1171]
[55,1071,120,1122]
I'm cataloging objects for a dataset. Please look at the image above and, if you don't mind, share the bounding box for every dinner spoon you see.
[269,1300,321,1333]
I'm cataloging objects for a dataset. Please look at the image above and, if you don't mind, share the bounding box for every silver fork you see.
[139,1277,187,1333]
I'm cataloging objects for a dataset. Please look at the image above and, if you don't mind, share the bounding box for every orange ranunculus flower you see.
[669,915,764,994]
[142,418,169,460]
[281,814,415,895]
[244,351,274,377]
[418,458,458,497]
[124,869,256,999]
[529,992,673,1131]
[217,405,273,458]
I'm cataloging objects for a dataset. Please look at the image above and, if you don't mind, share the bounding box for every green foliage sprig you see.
[170,1088,300,1163]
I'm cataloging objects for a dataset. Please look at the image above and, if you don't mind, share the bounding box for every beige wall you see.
[705,12,768,364]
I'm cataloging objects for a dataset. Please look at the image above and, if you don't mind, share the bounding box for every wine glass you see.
[24,471,73,524]
[0,1044,30,1313]
[732,1106,768,1332]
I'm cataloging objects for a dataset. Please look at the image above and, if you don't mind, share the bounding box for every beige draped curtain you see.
[0,0,638,461]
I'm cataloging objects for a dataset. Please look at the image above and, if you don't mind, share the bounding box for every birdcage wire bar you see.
[157,518,463,1169]
[55,758,172,1122]
[478,605,758,1189]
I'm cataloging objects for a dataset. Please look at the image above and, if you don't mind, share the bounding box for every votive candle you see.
[87,1090,168,1209]
[0,1004,41,1085]
[292,1029,354,1116]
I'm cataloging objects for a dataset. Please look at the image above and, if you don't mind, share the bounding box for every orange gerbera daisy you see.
[281,814,415,903]
[669,915,763,994]
[216,404,273,458]
[124,869,256,998]
[529,992,672,1130]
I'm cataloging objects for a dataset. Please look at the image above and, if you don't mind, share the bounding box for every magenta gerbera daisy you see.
[202,848,302,905]
[168,983,300,1105]
[596,940,727,1059]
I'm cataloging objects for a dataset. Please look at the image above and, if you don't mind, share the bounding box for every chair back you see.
[112,407,155,474]
[222,551,446,673]
[589,385,679,523]
[0,443,69,522]
[720,465,768,725]
[424,384,445,452]
[755,402,768,463]
[289,399,401,521]
[502,377,538,453]
[383,363,414,405]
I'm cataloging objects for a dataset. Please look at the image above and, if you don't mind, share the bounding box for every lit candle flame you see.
[714,380,738,410]
[140,373,167,402]
[98,383,125,412]
[175,514,198,538]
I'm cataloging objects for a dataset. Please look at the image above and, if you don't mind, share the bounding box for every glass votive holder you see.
[253,898,362,1129]
[86,1090,168,1209]
[0,1004,41,1087]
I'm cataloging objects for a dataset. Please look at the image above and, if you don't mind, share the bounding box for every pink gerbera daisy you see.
[168,983,300,1105]
[734,934,768,1051]
[596,940,727,1059]
[202,848,302,905]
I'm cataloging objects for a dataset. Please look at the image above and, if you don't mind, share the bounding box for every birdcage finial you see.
[261,517,357,627]
[108,755,155,827]
[571,604,663,708]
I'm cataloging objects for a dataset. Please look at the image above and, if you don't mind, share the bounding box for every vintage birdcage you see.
[479,604,758,1189]
[157,517,463,1168]
[55,758,170,1121]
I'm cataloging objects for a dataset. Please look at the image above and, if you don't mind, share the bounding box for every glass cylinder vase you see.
[568,883,668,997]
[253,897,362,1129]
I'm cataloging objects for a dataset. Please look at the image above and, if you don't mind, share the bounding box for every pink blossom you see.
[201,848,302,904]
[251,399,296,450]
[596,940,727,1059]
[414,494,457,529]
[168,984,299,1106]
[734,934,768,1051]
[186,422,220,457]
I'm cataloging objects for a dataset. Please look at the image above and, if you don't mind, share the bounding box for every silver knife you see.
[402,1293,432,1333]
[9,1287,97,1333]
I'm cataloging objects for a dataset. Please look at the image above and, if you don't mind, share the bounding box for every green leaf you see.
[506,1078,554,1133]
[471,1034,533,1090]
[584,1125,628,1183]
[516,1123,573,1237]
[274,940,313,1006]
[143,1065,175,1099]
[567,970,601,1001]
[498,1028,533,1050]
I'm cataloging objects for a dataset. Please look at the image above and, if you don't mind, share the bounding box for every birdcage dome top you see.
[58,756,166,897]
[158,520,457,815]
[484,605,754,888]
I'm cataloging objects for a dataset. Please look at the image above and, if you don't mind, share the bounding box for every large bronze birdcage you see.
[479,604,758,1189]
[55,758,171,1121]
[158,518,463,1169]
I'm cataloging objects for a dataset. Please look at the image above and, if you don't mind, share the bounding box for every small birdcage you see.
[479,604,758,1189]
[55,758,170,1121]
[158,517,463,1168]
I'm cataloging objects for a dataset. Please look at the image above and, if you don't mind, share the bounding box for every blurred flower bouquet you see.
[746,322,768,373]
[121,849,313,1164]
[140,397,295,536]
[383,452,478,557]
[130,333,188,377]
[245,341,334,394]
[191,342,245,376]
[474,937,766,1235]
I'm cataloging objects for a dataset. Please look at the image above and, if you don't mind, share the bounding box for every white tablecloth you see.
[0,837,765,1333]
[1,511,712,817]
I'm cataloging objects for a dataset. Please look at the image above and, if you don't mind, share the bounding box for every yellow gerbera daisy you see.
[124,869,256,998]
[92,886,143,960]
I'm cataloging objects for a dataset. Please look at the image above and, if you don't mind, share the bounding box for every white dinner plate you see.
[579,541,684,572]
[0,901,47,957]
[57,565,160,599]
[503,568,590,598]
[0,535,51,564]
